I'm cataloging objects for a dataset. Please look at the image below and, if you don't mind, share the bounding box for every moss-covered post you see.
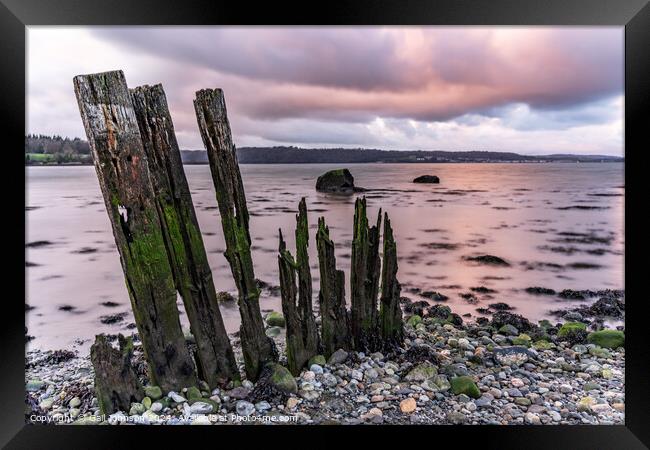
[278,199,320,375]
[379,213,404,349]
[350,197,382,351]
[73,71,196,392]
[193,88,277,381]
[130,84,239,387]
[316,217,351,357]
[90,334,143,415]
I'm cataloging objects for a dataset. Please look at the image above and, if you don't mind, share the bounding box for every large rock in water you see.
[316,169,356,194]
[413,175,440,184]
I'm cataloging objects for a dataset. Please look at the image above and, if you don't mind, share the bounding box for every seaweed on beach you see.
[462,254,510,266]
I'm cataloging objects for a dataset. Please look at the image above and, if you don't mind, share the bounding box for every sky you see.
[27,27,624,155]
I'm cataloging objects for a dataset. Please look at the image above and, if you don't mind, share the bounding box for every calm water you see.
[26,163,624,351]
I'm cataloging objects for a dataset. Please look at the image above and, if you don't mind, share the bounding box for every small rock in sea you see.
[216,291,236,302]
[525,287,556,295]
[99,312,128,325]
[315,169,357,194]
[463,254,510,266]
[413,175,440,184]
[236,400,255,416]
[489,302,513,311]
[399,397,417,414]
[58,304,77,312]
[328,348,349,365]
[564,311,583,321]
[100,301,120,307]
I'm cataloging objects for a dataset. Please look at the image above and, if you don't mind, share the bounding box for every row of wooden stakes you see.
[73,70,404,409]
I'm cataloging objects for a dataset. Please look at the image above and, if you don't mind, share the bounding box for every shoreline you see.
[25,296,625,426]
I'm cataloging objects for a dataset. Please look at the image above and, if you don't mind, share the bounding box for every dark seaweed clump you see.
[420,291,449,302]
[525,287,556,295]
[463,255,510,266]
[100,312,128,325]
[470,286,497,294]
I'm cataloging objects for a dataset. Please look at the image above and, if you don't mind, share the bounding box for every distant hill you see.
[181,147,624,164]
[24,136,624,165]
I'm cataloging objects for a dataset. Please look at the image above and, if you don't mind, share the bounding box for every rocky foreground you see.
[25,301,624,426]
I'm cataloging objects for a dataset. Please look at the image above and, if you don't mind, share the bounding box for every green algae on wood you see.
[379,213,404,349]
[277,198,320,375]
[91,334,143,415]
[193,88,277,381]
[73,71,196,392]
[316,217,351,357]
[350,197,382,351]
[130,84,239,387]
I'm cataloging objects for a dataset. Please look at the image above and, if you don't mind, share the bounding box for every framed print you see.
[1,0,648,448]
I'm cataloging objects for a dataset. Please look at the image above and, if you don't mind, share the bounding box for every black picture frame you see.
[1,0,647,448]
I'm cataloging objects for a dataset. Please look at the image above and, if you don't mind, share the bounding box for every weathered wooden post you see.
[350,197,382,351]
[379,213,404,348]
[277,199,320,375]
[91,334,143,415]
[193,89,277,381]
[316,217,352,357]
[74,70,197,392]
[130,84,239,387]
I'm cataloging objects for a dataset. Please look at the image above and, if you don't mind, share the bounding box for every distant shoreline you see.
[25,160,625,167]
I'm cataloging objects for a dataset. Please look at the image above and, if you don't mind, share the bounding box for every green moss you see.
[308,355,326,366]
[512,333,532,347]
[558,322,587,338]
[587,329,624,349]
[407,315,422,327]
[450,376,480,399]
[268,363,298,394]
[538,319,553,329]
[266,311,286,328]
[186,386,202,401]
[533,340,555,350]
